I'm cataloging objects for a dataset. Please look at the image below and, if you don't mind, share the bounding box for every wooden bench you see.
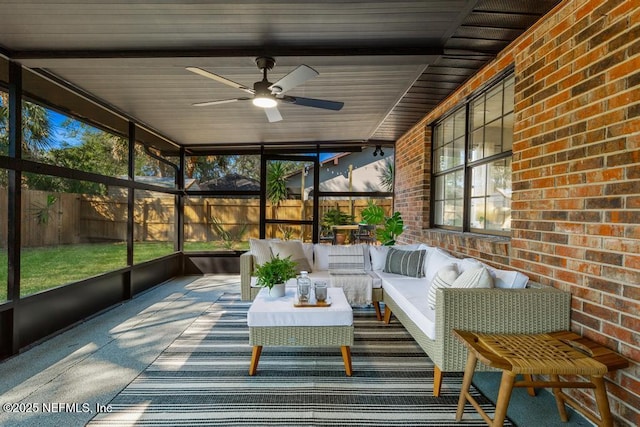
[453,330,628,427]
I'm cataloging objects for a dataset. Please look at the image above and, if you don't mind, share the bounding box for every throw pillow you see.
[452,266,493,289]
[314,243,331,271]
[427,263,459,310]
[269,241,313,273]
[424,248,460,285]
[384,247,427,278]
[249,238,276,266]
[369,245,390,270]
[328,245,365,271]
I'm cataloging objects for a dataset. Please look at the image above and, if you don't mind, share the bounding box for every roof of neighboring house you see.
[198,173,260,191]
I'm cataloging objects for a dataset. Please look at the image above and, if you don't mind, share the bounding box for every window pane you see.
[470,128,483,162]
[21,107,130,179]
[453,109,466,139]
[469,158,511,232]
[470,197,486,229]
[135,143,177,188]
[453,136,465,167]
[183,196,257,251]
[134,190,175,263]
[471,164,487,197]
[504,76,515,114]
[485,84,503,123]
[471,97,485,130]
[21,173,127,296]
[483,120,503,158]
[503,113,514,151]
[185,154,260,187]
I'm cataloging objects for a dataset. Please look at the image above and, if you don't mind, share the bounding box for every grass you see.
[0,240,248,300]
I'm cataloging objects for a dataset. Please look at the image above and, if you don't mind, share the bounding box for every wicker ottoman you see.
[247,286,354,376]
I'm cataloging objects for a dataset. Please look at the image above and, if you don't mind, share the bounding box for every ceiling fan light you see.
[253,96,277,108]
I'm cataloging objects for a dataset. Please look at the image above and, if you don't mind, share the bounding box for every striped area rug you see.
[88,294,511,426]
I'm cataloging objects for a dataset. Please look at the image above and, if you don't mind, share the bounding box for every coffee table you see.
[247,286,354,376]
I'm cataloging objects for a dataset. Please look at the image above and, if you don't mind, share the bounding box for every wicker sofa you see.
[240,243,385,319]
[240,241,571,397]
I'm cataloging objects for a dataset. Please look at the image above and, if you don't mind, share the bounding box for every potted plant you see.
[360,201,404,246]
[253,255,298,297]
[322,207,355,244]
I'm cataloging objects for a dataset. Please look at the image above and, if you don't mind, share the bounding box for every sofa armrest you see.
[240,251,255,301]
[434,286,571,372]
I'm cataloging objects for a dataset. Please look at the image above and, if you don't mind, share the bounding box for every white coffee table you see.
[247,286,354,376]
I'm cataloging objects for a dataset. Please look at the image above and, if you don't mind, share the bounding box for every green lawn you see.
[0,240,248,300]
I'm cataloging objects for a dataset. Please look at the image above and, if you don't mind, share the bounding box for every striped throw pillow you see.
[328,245,365,271]
[452,266,493,289]
[427,263,459,310]
[384,248,426,278]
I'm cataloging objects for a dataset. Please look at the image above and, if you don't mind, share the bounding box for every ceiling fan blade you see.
[263,106,283,123]
[186,67,254,95]
[284,96,344,111]
[192,97,250,107]
[269,65,319,94]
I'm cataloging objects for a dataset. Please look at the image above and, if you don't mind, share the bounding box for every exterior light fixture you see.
[373,145,384,156]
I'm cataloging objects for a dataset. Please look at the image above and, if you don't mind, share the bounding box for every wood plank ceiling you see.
[0,0,561,152]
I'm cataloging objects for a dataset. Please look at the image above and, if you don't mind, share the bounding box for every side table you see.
[453,329,628,427]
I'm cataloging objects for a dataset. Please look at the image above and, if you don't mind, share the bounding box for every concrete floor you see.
[0,274,592,427]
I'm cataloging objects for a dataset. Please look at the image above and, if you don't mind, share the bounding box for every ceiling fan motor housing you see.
[255,56,276,71]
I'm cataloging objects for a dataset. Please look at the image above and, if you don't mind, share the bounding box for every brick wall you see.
[394,0,640,425]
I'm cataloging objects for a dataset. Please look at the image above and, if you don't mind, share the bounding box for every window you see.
[432,74,514,235]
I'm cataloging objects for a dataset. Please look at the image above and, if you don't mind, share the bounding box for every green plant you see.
[360,201,385,225]
[253,255,298,289]
[377,211,404,246]
[209,216,248,249]
[32,194,58,225]
[379,158,394,192]
[322,207,354,227]
[359,201,404,246]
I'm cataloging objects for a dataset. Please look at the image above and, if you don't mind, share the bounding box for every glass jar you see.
[297,271,311,303]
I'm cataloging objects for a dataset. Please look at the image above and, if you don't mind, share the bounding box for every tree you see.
[267,161,289,219]
[379,158,394,192]
[0,93,52,157]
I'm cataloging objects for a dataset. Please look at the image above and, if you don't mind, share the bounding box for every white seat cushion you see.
[377,270,436,340]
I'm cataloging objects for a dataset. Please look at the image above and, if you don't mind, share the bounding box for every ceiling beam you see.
[9,45,446,60]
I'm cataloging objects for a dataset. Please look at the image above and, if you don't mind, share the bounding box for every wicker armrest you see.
[434,286,571,372]
[240,251,256,301]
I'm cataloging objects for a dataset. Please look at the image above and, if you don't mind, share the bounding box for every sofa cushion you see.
[328,245,365,270]
[269,240,313,273]
[427,263,459,310]
[384,248,427,278]
[370,245,390,270]
[249,238,278,266]
[377,270,436,340]
[459,258,528,289]
[424,247,460,285]
[452,266,493,289]
[313,244,331,271]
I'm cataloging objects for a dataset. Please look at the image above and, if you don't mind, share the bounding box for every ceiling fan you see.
[186,57,344,122]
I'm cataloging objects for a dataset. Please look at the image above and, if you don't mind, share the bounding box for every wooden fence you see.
[0,189,392,248]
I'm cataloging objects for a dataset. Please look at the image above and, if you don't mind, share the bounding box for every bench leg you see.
[592,375,613,427]
[551,374,569,422]
[455,354,475,419]
[249,345,262,376]
[341,346,353,376]
[372,301,382,321]
[383,306,392,324]
[524,374,536,396]
[493,371,516,427]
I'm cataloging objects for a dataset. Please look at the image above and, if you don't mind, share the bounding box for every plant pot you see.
[269,283,286,298]
[335,233,347,245]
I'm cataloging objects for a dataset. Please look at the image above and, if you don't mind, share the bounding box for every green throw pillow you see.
[383,248,426,278]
